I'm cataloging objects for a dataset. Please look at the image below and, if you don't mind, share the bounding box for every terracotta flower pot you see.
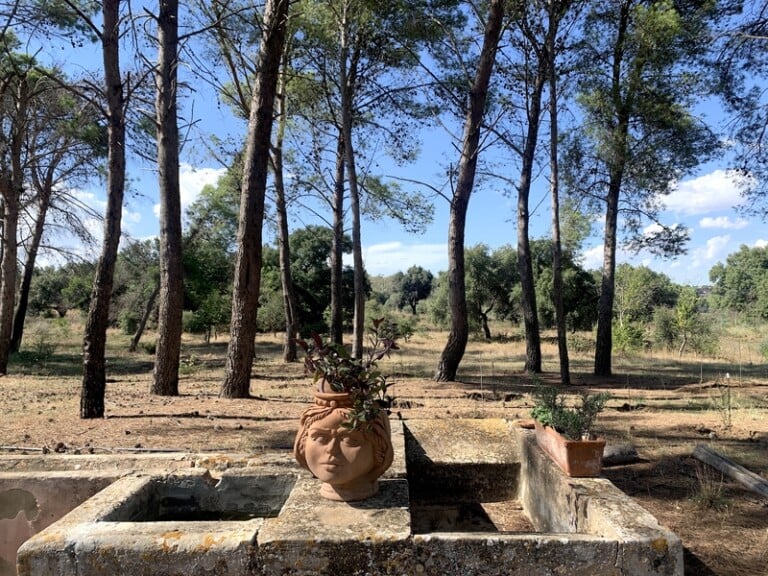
[294,392,394,501]
[533,420,605,477]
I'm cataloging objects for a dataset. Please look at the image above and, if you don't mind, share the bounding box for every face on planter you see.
[304,410,375,487]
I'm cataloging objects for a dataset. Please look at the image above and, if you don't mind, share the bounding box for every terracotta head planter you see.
[294,392,394,501]
[294,320,398,501]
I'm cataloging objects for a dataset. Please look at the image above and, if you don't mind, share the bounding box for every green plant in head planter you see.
[294,319,398,501]
[296,318,398,431]
[531,385,610,441]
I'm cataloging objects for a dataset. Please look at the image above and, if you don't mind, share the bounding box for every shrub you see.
[531,385,610,440]
[613,322,644,353]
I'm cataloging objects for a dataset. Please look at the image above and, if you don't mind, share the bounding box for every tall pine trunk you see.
[339,18,365,359]
[221,0,289,398]
[594,177,621,377]
[272,56,300,362]
[435,0,504,382]
[11,174,51,353]
[81,0,126,418]
[547,0,570,385]
[0,71,27,373]
[151,0,183,396]
[329,136,345,345]
[516,76,544,374]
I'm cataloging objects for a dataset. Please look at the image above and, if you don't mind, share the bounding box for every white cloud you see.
[354,242,448,276]
[699,216,749,230]
[153,163,227,219]
[581,244,603,271]
[755,239,768,248]
[703,235,731,260]
[664,170,745,215]
[69,187,142,236]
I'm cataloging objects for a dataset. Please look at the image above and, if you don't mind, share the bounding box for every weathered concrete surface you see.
[257,476,412,575]
[1,452,299,574]
[13,422,408,576]
[412,533,619,576]
[15,469,295,576]
[405,419,520,502]
[0,452,296,474]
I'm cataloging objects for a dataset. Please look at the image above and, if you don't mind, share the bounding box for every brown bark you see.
[594,177,621,377]
[221,0,289,398]
[129,280,159,353]
[329,136,345,345]
[517,75,544,374]
[11,175,51,354]
[81,0,126,418]
[594,2,632,378]
[0,71,27,373]
[0,175,19,373]
[547,1,570,385]
[338,16,365,359]
[151,0,183,396]
[435,0,504,382]
[272,58,300,362]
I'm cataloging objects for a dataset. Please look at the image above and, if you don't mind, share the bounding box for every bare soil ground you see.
[1,325,767,576]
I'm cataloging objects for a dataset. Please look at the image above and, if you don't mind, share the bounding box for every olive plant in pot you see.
[293,319,397,501]
[530,385,610,477]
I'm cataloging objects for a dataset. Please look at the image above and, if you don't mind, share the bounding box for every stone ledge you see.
[515,424,683,576]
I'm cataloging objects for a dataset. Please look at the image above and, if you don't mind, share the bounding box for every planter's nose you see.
[326,437,342,456]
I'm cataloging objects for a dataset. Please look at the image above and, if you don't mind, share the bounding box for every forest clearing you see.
[1,317,767,576]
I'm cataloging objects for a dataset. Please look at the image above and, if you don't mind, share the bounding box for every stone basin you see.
[8,419,683,575]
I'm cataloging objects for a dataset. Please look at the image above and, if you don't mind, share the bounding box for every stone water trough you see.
[3,419,683,575]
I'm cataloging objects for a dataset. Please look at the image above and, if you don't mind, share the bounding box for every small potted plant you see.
[530,385,610,477]
[293,319,397,501]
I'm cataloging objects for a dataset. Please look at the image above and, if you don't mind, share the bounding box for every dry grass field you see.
[1,315,767,575]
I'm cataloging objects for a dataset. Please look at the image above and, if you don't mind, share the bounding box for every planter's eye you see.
[310,431,332,445]
[340,435,363,448]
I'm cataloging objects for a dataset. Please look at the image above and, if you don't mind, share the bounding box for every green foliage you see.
[461,244,520,338]
[615,264,677,325]
[612,322,645,353]
[531,385,610,441]
[535,245,599,332]
[261,225,357,334]
[297,319,398,430]
[183,293,231,337]
[396,265,434,314]
[118,310,139,335]
[256,292,286,334]
[564,0,720,255]
[427,271,450,330]
[112,240,160,330]
[652,307,677,351]
[29,263,95,316]
[760,339,768,362]
[709,245,768,319]
[30,0,101,43]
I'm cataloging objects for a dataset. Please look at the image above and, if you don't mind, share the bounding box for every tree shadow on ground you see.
[9,349,159,378]
[684,548,718,576]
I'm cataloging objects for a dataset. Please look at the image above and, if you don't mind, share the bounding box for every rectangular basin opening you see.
[103,472,296,523]
[405,427,533,534]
